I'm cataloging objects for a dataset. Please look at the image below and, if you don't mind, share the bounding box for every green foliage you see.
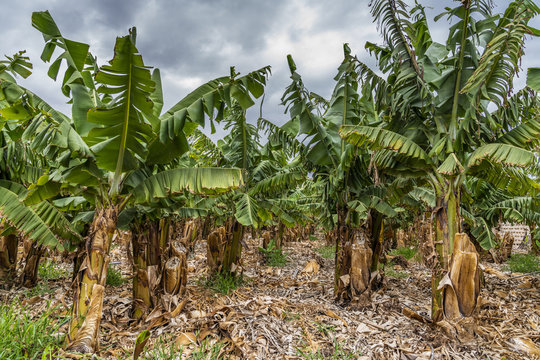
[0,301,65,360]
[297,337,359,360]
[385,266,409,279]
[106,266,125,287]
[142,337,182,360]
[506,254,540,273]
[190,339,226,360]
[259,240,288,267]
[142,337,225,360]
[389,246,417,260]
[23,282,54,297]
[315,322,336,336]
[203,273,244,295]
[38,260,69,280]
[315,245,335,259]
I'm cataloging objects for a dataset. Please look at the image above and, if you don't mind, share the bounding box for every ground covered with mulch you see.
[1,235,539,359]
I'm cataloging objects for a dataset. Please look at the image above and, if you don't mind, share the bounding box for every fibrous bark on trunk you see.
[0,233,18,285]
[439,233,480,320]
[335,209,374,306]
[67,206,117,354]
[20,241,44,288]
[132,221,161,320]
[162,241,187,312]
[207,220,243,277]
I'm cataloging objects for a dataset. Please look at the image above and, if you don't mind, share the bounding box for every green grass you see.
[143,336,182,360]
[38,260,70,280]
[389,246,417,260]
[106,266,125,286]
[297,337,359,360]
[203,272,244,295]
[0,301,67,360]
[315,245,335,259]
[142,336,225,360]
[308,235,318,241]
[23,281,55,297]
[506,253,540,273]
[259,240,288,267]
[385,266,409,279]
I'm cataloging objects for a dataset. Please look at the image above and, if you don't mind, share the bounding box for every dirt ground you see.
[2,235,539,359]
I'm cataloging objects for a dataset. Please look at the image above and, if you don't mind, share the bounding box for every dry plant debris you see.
[2,235,539,360]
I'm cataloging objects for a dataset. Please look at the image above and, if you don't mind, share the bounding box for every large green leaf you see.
[159,66,270,140]
[0,186,62,250]
[340,125,429,164]
[133,167,244,203]
[527,67,540,91]
[32,11,90,95]
[84,32,155,194]
[235,193,259,227]
[467,143,536,168]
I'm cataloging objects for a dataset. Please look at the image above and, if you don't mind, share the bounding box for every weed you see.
[23,281,54,297]
[0,301,66,360]
[203,272,244,295]
[142,336,225,360]
[106,266,125,286]
[308,235,318,241]
[389,246,417,260]
[191,339,226,359]
[297,336,358,360]
[259,240,288,267]
[38,260,70,280]
[315,321,336,336]
[385,266,409,279]
[143,336,182,360]
[315,245,335,259]
[282,309,301,321]
[506,253,540,273]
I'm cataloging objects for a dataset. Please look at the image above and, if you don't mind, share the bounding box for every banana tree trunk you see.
[67,206,118,354]
[335,208,372,306]
[431,185,460,322]
[133,220,162,319]
[369,212,384,272]
[276,222,284,249]
[0,233,18,284]
[221,219,244,276]
[20,242,44,288]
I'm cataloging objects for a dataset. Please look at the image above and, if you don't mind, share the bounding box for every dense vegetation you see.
[0,0,539,358]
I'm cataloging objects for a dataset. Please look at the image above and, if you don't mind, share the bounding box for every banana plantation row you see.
[1,0,539,355]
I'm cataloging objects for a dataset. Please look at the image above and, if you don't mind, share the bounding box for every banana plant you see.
[26,11,270,353]
[188,106,305,276]
[339,0,540,320]
[279,45,400,306]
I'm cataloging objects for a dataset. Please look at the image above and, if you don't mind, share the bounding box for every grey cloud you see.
[2,0,540,141]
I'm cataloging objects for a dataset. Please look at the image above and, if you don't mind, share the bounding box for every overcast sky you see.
[3,0,540,140]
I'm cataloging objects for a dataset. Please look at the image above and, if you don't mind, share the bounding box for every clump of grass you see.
[38,260,69,281]
[0,301,66,360]
[308,235,318,241]
[191,339,226,360]
[389,246,417,260]
[23,282,54,297]
[297,337,359,360]
[203,273,244,295]
[385,266,409,279]
[106,266,125,286]
[143,336,182,360]
[506,253,540,273]
[143,336,225,360]
[259,240,288,267]
[315,245,335,259]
